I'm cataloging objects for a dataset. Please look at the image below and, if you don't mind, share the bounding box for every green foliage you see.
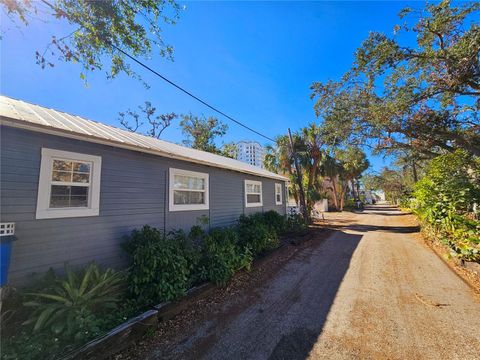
[2,264,126,360]
[2,0,181,84]
[262,210,287,234]
[285,213,308,234]
[2,329,64,360]
[199,228,252,285]
[179,113,230,155]
[365,167,411,204]
[123,226,190,307]
[311,1,480,158]
[237,213,280,256]
[23,263,124,337]
[412,150,480,261]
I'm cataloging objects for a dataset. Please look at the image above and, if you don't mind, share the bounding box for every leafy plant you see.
[412,150,480,262]
[285,213,308,234]
[22,263,124,339]
[123,226,190,307]
[168,226,204,286]
[237,214,280,256]
[262,210,287,234]
[200,228,252,285]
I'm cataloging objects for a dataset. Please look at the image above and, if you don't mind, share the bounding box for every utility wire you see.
[111,44,276,142]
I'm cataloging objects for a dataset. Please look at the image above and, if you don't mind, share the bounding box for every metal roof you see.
[0,95,287,181]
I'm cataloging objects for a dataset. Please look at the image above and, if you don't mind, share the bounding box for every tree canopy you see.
[1,0,181,83]
[264,125,370,215]
[311,0,480,158]
[179,114,237,158]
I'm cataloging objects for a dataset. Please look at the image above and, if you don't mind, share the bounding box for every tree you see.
[264,126,329,217]
[311,0,480,158]
[220,142,239,159]
[264,135,299,204]
[1,0,181,83]
[335,147,370,200]
[119,101,177,139]
[299,123,324,203]
[179,114,235,158]
[371,168,409,205]
[319,154,342,210]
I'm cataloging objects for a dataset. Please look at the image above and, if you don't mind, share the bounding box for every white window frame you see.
[275,183,283,205]
[36,148,102,219]
[169,168,209,212]
[244,180,263,207]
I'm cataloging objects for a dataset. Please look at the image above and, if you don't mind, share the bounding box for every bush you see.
[199,228,252,285]
[285,213,308,234]
[123,226,191,307]
[167,227,204,286]
[22,263,124,337]
[2,264,126,360]
[237,214,280,256]
[262,210,286,234]
[412,150,480,262]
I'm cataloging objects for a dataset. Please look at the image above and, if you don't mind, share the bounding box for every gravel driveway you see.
[139,205,480,360]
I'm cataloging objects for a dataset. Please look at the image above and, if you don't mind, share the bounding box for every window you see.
[169,168,209,211]
[36,148,102,219]
[245,180,263,207]
[275,183,283,205]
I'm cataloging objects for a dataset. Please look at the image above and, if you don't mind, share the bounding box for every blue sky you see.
[1,1,416,172]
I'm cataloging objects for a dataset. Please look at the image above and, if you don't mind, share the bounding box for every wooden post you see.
[287,128,309,224]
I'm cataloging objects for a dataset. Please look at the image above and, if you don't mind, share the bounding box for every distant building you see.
[236,141,265,168]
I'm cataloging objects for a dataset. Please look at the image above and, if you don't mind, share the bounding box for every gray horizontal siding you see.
[0,126,286,285]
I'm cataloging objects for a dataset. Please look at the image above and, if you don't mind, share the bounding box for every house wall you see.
[0,126,286,285]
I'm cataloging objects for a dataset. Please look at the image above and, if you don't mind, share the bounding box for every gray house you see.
[0,96,287,285]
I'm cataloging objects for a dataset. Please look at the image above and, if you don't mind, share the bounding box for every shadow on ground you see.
[265,231,362,360]
[332,224,420,234]
[158,230,363,360]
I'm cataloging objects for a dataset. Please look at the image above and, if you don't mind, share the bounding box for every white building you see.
[236,141,265,168]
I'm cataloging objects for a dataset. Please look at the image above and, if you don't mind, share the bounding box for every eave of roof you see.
[0,95,287,181]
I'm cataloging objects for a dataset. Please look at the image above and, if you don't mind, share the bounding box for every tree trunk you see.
[330,176,339,210]
[412,161,418,183]
[350,179,357,201]
[339,180,347,211]
[288,128,309,224]
[355,179,361,201]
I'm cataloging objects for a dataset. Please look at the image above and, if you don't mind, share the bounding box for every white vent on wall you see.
[0,223,15,236]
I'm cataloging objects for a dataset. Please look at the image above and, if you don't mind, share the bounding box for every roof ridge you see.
[0,95,286,181]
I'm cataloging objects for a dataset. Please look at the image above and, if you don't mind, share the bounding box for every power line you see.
[111,44,276,142]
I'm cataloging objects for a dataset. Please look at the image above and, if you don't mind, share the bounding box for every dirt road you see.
[143,205,480,360]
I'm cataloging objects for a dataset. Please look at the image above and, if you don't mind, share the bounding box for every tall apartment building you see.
[236,140,265,168]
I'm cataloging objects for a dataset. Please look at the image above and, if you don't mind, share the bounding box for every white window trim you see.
[245,180,263,207]
[169,168,209,212]
[275,183,283,205]
[36,148,102,219]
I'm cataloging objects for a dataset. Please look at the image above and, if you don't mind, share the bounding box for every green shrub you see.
[167,227,204,286]
[2,264,125,360]
[199,228,252,285]
[412,150,480,262]
[123,226,190,307]
[23,263,124,338]
[262,210,286,234]
[237,214,280,256]
[285,213,308,234]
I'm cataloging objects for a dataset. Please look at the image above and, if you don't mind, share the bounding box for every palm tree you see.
[264,135,300,205]
[321,155,341,210]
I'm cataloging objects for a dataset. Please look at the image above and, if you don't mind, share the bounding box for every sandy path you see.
[146,205,480,360]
